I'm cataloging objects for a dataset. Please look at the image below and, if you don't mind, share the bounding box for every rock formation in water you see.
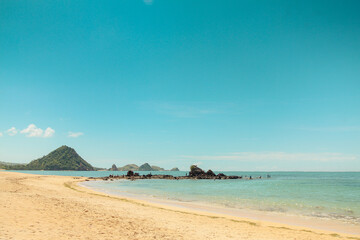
[189,165,205,177]
[94,165,266,181]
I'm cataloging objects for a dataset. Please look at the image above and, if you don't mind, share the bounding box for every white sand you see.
[1,171,359,240]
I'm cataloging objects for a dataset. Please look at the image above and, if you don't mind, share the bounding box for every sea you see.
[10,170,360,232]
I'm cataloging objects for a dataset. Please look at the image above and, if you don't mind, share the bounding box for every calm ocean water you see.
[11,170,360,225]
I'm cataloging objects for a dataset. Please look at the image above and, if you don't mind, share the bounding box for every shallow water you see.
[11,170,360,226]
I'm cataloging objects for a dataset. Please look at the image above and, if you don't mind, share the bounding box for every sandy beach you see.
[0,171,359,240]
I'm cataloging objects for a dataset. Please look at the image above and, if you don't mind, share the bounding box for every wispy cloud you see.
[143,0,153,5]
[182,152,359,162]
[20,124,55,138]
[297,126,360,132]
[68,132,84,138]
[140,101,231,118]
[0,132,3,137]
[6,127,18,136]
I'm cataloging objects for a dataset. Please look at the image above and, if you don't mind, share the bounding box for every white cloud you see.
[20,124,55,138]
[68,132,84,138]
[182,152,359,162]
[0,132,3,137]
[21,124,43,137]
[6,127,18,136]
[43,127,55,138]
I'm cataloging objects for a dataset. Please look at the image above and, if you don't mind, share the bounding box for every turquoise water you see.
[11,170,360,225]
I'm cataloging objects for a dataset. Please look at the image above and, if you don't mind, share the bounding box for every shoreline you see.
[1,171,359,240]
[79,179,360,236]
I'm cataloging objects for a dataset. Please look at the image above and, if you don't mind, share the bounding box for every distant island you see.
[110,163,179,171]
[1,145,179,172]
[4,145,94,171]
[0,161,25,170]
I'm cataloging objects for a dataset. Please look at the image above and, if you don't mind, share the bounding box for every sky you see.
[1,0,360,171]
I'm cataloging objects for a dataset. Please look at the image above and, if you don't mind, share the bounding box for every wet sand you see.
[80,180,360,236]
[0,171,359,240]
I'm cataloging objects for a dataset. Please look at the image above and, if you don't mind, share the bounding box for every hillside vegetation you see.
[0,161,24,169]
[6,146,94,171]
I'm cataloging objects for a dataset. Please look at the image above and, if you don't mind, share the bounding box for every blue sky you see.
[1,0,359,171]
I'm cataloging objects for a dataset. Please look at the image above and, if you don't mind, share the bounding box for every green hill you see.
[7,146,94,171]
[117,164,139,171]
[138,163,153,171]
[151,165,165,171]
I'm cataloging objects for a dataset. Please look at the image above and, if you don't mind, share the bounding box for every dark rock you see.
[126,170,134,177]
[206,170,216,177]
[189,165,205,177]
[110,164,118,171]
[162,175,174,179]
[96,165,263,182]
